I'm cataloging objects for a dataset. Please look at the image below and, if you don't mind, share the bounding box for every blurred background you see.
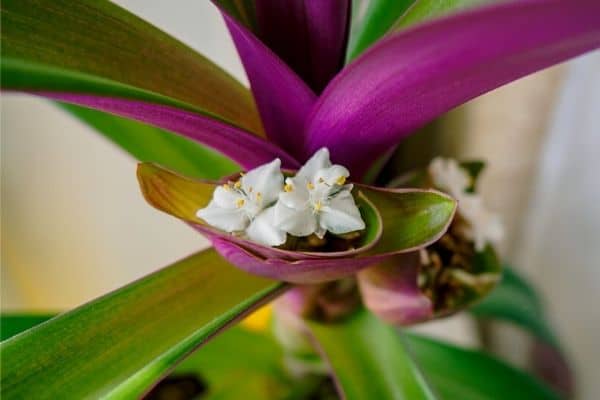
[1,1,599,398]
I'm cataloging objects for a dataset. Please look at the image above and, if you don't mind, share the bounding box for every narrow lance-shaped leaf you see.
[60,103,239,180]
[307,310,438,399]
[44,93,300,170]
[393,0,494,30]
[1,0,263,135]
[2,0,299,171]
[254,0,351,93]
[346,0,415,61]
[404,332,561,400]
[0,249,286,399]
[0,315,53,341]
[166,327,298,399]
[307,309,561,400]
[216,3,318,158]
[305,0,600,176]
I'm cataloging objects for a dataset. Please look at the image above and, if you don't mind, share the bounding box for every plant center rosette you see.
[137,147,501,325]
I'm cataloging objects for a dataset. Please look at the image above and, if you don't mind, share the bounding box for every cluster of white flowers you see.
[428,157,503,251]
[197,148,365,247]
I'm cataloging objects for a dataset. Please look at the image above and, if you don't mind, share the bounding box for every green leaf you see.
[60,103,239,180]
[153,326,333,400]
[393,0,493,30]
[0,249,286,399]
[346,0,497,60]
[171,327,295,399]
[215,0,257,32]
[1,0,264,135]
[135,164,455,259]
[346,0,416,61]
[359,186,456,254]
[405,333,561,400]
[308,311,437,399]
[470,266,559,348]
[0,315,53,341]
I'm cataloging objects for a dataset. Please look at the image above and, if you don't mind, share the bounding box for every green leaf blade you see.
[405,333,561,400]
[308,311,437,400]
[347,0,416,61]
[60,103,239,180]
[0,249,285,399]
[1,0,264,135]
[0,315,53,341]
[393,0,493,31]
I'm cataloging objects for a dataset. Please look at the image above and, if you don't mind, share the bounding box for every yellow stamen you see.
[256,192,263,202]
[284,183,294,192]
[318,177,324,183]
[248,187,253,193]
[222,183,231,191]
[235,198,245,208]
[314,200,322,212]
[234,180,242,189]
[239,172,245,177]
[336,176,346,185]
[307,182,315,190]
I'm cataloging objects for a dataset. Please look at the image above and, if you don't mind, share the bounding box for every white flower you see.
[428,157,471,198]
[274,148,365,238]
[457,195,504,252]
[196,159,286,246]
[427,157,503,251]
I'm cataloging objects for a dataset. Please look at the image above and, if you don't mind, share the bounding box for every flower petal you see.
[305,0,600,176]
[213,186,242,209]
[274,202,316,237]
[216,5,317,159]
[241,159,283,205]
[137,164,459,284]
[297,147,332,181]
[279,180,310,209]
[246,207,287,246]
[41,93,300,171]
[320,191,365,234]
[196,201,249,232]
[314,164,350,186]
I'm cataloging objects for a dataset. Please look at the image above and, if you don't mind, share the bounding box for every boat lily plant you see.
[1,0,598,398]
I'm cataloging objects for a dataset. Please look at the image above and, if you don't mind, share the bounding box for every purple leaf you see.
[357,252,434,325]
[304,0,600,176]
[217,6,317,159]
[255,0,351,93]
[41,93,299,170]
[211,236,380,284]
[136,163,456,284]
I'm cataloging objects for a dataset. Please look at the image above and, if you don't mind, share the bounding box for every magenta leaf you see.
[255,0,351,93]
[304,0,600,176]
[41,93,300,170]
[217,5,317,159]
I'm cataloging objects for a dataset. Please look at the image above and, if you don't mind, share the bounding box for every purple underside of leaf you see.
[211,236,382,284]
[304,0,600,176]
[36,92,300,170]
[357,252,433,325]
[192,221,385,284]
[254,0,350,93]
[218,7,317,160]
